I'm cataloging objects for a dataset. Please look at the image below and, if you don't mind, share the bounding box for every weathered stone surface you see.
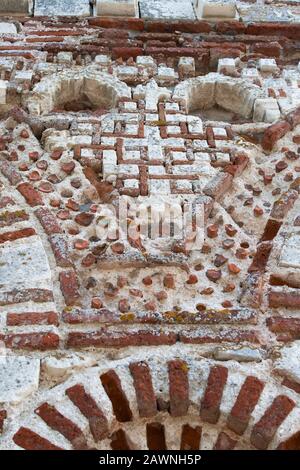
[0,357,40,404]
[274,342,300,385]
[34,0,90,17]
[96,0,139,17]
[213,347,263,362]
[140,0,196,20]
[0,0,31,14]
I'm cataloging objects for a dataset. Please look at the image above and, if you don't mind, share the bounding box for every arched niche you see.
[25,68,131,116]
[173,73,267,121]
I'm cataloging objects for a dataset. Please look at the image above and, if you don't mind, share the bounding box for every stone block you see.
[96,0,139,17]
[34,0,91,17]
[194,0,237,19]
[217,58,236,74]
[258,58,277,73]
[178,57,195,78]
[0,0,32,15]
[0,22,17,34]
[253,98,280,123]
[140,0,196,20]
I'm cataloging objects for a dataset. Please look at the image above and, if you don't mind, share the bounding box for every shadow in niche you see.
[193,104,251,124]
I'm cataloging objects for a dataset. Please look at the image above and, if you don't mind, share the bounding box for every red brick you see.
[146,422,167,450]
[287,107,300,129]
[112,47,143,59]
[251,42,282,57]
[13,427,63,450]
[67,330,177,348]
[0,410,6,433]
[216,21,247,35]
[282,378,300,395]
[214,432,237,450]
[267,317,300,341]
[110,429,136,450]
[180,329,259,345]
[248,241,273,273]
[145,20,212,34]
[246,23,300,40]
[203,172,233,200]
[35,403,88,450]
[0,160,22,185]
[17,182,44,206]
[59,271,80,306]
[100,370,132,422]
[262,121,291,151]
[49,234,73,268]
[0,288,54,306]
[180,424,202,450]
[200,366,228,424]
[0,227,36,244]
[7,311,58,326]
[270,190,298,221]
[0,210,28,227]
[168,360,189,417]
[227,376,265,435]
[250,395,295,449]
[268,290,300,309]
[88,17,145,31]
[66,384,109,442]
[277,431,300,450]
[62,308,114,324]
[5,332,59,351]
[35,207,62,234]
[129,362,157,418]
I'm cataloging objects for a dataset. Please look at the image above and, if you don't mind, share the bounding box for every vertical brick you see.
[200,366,228,424]
[180,424,202,450]
[66,384,109,442]
[35,403,88,450]
[250,395,295,449]
[129,362,157,418]
[100,370,132,422]
[110,429,136,450]
[59,270,80,306]
[227,376,265,435]
[146,422,167,450]
[168,360,189,417]
[0,410,7,433]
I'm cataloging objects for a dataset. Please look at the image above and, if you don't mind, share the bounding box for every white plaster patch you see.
[0,356,40,404]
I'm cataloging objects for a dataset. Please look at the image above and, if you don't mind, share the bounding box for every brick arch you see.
[7,356,300,451]
[173,73,267,121]
[24,68,131,116]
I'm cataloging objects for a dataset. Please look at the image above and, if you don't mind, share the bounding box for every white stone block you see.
[258,58,277,73]
[0,357,40,404]
[0,22,17,34]
[57,52,73,65]
[178,57,195,77]
[34,0,90,17]
[194,0,237,19]
[217,58,236,74]
[264,96,280,120]
[14,70,33,84]
[95,54,111,65]
[96,0,139,17]
[140,0,196,20]
[0,79,7,104]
